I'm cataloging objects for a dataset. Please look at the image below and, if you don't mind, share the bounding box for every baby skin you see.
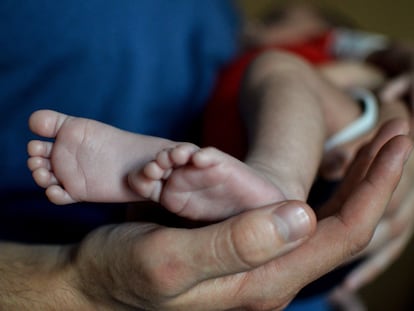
[28,110,285,220]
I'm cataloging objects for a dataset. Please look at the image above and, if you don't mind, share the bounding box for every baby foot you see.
[129,145,286,221]
[27,109,173,204]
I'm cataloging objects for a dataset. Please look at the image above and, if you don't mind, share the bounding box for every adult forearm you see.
[0,242,89,311]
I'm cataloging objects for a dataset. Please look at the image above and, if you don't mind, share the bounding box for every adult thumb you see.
[141,201,316,293]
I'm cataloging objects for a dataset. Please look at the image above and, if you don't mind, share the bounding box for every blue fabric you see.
[286,294,332,311]
[0,0,239,241]
[0,2,350,309]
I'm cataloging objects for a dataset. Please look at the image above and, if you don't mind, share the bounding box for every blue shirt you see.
[0,0,239,242]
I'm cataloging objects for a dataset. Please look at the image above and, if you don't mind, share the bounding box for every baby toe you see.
[27,140,53,157]
[170,144,199,166]
[32,167,59,188]
[46,185,77,205]
[27,156,51,171]
[143,161,166,180]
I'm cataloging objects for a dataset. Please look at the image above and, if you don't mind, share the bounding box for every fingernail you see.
[273,203,313,243]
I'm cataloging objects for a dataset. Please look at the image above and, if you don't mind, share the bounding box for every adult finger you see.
[379,73,414,135]
[379,74,411,103]
[338,119,408,200]
[342,228,412,292]
[343,187,414,290]
[384,144,414,215]
[318,118,409,218]
[361,151,414,254]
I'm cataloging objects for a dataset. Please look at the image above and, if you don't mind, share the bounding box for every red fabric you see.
[203,31,334,159]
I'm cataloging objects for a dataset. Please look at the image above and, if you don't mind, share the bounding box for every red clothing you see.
[203,31,335,159]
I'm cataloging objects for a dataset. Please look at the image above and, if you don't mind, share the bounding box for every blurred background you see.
[238,0,414,40]
[237,1,414,310]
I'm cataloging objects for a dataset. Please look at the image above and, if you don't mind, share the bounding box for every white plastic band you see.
[332,28,390,60]
[324,87,379,152]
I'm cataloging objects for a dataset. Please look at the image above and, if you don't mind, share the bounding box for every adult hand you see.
[65,120,410,311]
[379,74,414,133]
[0,200,315,311]
[3,122,408,311]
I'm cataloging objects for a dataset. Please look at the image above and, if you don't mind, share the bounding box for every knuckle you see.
[135,230,186,298]
[346,230,374,257]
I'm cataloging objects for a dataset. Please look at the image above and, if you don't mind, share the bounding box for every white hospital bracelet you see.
[324,87,379,152]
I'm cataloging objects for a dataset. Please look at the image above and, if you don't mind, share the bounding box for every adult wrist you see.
[70,225,141,311]
[0,242,94,310]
